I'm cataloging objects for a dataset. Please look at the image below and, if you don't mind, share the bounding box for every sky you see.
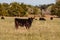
[0,0,56,6]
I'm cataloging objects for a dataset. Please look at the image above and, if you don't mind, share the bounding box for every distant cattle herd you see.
[0,17,53,29]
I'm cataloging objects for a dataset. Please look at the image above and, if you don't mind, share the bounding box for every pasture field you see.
[0,17,60,40]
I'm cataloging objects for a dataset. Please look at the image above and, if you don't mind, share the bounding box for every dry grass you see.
[0,17,60,40]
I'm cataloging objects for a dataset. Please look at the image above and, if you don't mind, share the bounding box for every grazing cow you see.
[1,16,5,19]
[39,18,46,21]
[15,17,33,29]
[50,17,53,20]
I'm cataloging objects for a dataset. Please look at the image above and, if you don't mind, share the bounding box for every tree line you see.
[51,1,60,17]
[0,2,60,17]
[0,2,41,17]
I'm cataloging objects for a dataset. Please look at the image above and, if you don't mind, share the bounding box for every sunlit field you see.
[0,17,60,40]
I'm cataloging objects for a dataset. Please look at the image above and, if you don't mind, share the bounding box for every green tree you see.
[0,3,2,16]
[2,3,9,16]
[51,1,60,17]
[8,2,21,16]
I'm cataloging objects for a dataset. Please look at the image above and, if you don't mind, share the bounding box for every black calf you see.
[50,17,53,20]
[39,18,46,21]
[1,16,5,19]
